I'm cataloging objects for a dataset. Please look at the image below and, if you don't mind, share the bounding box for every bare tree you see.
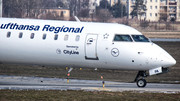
[82,0,89,8]
[55,0,65,7]
[130,0,147,19]
[62,0,71,8]
[140,20,149,29]
[78,9,89,19]
[3,0,40,18]
[159,13,168,21]
[96,9,111,22]
[41,0,56,8]
[23,0,38,18]
[69,0,76,16]
[68,0,89,17]
[3,0,21,17]
[40,11,64,20]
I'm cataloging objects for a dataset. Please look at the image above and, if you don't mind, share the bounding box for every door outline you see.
[85,34,99,60]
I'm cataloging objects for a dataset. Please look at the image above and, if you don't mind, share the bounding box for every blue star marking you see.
[103,33,109,39]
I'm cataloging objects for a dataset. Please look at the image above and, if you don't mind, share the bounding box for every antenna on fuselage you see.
[74,16,81,22]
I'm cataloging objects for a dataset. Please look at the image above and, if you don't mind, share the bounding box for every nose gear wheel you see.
[137,79,147,87]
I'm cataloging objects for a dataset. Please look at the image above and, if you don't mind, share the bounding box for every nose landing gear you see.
[134,71,148,87]
[137,79,147,87]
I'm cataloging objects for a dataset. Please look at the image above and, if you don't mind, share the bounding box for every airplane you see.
[0,17,176,87]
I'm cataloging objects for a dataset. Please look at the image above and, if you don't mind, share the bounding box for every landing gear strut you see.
[134,71,148,87]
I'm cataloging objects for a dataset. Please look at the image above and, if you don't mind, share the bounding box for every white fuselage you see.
[0,18,176,71]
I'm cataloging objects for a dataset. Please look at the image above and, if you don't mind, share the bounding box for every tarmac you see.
[0,75,179,94]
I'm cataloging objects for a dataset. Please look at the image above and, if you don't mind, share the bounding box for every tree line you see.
[2,0,150,22]
[3,0,129,19]
[3,0,69,18]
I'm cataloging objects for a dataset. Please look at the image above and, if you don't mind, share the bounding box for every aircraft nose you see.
[160,51,176,67]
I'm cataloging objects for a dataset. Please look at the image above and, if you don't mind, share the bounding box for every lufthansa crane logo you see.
[111,48,119,57]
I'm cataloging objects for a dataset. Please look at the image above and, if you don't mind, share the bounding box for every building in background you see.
[89,0,99,17]
[159,0,179,21]
[89,0,180,22]
[23,7,70,20]
[107,0,119,6]
[95,0,101,6]
[128,0,180,21]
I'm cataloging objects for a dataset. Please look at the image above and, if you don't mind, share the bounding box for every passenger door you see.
[85,34,99,60]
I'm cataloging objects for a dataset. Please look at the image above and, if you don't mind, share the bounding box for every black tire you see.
[137,79,147,87]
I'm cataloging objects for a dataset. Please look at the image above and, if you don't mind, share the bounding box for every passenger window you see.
[42,34,47,40]
[7,32,11,38]
[19,32,23,38]
[30,33,35,39]
[114,35,133,42]
[64,35,68,41]
[132,35,149,42]
[75,35,80,41]
[54,34,58,40]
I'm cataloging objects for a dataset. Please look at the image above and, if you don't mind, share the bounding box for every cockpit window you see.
[114,35,133,42]
[132,35,149,42]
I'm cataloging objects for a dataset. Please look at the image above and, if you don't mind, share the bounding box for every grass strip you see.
[0,90,180,101]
